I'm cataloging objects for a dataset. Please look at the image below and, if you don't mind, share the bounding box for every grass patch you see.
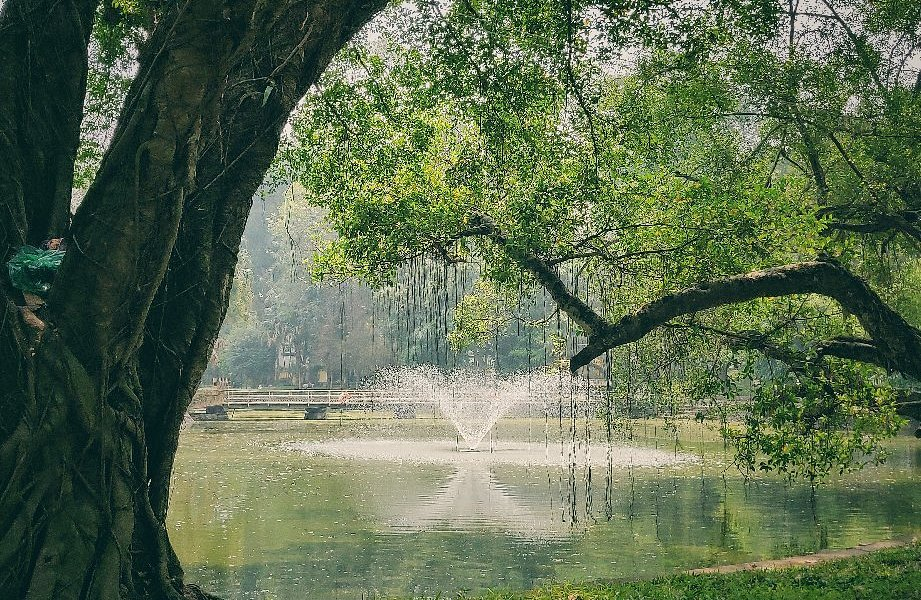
[461,544,921,600]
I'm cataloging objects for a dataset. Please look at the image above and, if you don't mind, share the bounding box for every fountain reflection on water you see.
[386,465,571,539]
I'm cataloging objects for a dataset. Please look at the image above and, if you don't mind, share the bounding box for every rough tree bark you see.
[136,0,387,557]
[0,0,96,254]
[0,1,386,598]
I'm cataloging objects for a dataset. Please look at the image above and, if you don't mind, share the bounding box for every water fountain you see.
[369,366,567,450]
[287,365,695,468]
[436,392,511,450]
[433,372,518,450]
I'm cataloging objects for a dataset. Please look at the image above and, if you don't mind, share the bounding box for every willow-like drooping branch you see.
[467,214,611,338]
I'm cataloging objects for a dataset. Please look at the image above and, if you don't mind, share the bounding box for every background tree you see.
[278,0,921,478]
[210,185,552,386]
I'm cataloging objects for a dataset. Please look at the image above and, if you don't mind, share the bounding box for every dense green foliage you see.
[273,0,921,478]
[454,543,921,600]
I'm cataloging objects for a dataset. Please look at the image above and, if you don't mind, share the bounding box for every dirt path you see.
[688,539,914,574]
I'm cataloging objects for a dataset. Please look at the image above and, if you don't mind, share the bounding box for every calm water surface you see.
[169,417,921,599]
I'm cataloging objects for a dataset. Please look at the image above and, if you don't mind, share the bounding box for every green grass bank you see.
[451,543,921,600]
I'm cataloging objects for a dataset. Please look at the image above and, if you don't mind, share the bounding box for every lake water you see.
[169,416,921,599]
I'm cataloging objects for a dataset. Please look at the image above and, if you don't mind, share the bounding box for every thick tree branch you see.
[822,208,921,244]
[816,336,886,365]
[468,214,610,336]
[570,259,921,378]
[464,216,921,380]
[690,324,888,372]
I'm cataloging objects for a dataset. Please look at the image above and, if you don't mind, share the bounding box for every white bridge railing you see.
[224,388,428,408]
[195,387,722,420]
[220,388,568,409]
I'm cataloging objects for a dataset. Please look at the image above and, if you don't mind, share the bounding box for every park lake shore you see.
[447,541,921,600]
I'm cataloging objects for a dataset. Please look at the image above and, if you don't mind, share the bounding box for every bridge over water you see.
[224,388,438,411]
[191,386,563,417]
[189,385,715,422]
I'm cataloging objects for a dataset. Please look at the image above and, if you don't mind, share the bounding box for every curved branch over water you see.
[469,214,921,380]
[571,259,921,377]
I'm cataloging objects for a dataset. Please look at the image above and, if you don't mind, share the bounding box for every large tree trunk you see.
[137,0,387,551]
[0,339,187,598]
[0,1,386,598]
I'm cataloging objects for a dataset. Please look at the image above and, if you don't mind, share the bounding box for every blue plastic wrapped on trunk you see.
[6,246,65,296]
